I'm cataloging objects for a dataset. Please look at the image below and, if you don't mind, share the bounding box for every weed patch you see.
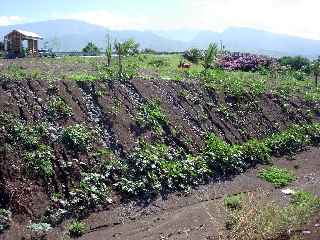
[258,167,296,188]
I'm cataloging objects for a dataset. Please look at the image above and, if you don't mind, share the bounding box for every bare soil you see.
[0,75,319,239]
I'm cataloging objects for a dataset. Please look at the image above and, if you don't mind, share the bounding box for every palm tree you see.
[203,43,218,71]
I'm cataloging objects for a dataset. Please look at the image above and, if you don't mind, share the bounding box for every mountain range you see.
[1,19,320,57]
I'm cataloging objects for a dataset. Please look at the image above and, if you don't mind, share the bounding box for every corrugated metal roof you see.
[15,29,43,39]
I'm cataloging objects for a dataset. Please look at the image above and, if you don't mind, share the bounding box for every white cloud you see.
[60,0,320,40]
[0,16,25,26]
[66,10,149,30]
[186,0,320,39]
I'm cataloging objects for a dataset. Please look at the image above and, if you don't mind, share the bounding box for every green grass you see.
[258,167,296,188]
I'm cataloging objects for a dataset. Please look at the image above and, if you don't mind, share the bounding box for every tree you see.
[203,43,218,71]
[114,39,140,78]
[183,48,203,64]
[279,56,311,73]
[106,34,113,66]
[311,57,320,87]
[124,38,140,56]
[82,42,100,56]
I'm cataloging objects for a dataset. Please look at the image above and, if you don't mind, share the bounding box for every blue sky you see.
[1,0,320,40]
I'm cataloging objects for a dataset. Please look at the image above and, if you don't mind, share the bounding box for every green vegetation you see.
[258,167,296,188]
[78,173,112,205]
[136,100,167,133]
[0,209,11,233]
[82,42,100,56]
[62,124,93,151]
[119,142,211,196]
[68,220,88,237]
[48,97,73,119]
[203,43,218,71]
[279,56,311,73]
[9,121,48,149]
[183,48,203,64]
[106,33,112,66]
[69,72,98,83]
[227,191,320,240]
[118,122,320,197]
[25,144,54,179]
[224,194,244,210]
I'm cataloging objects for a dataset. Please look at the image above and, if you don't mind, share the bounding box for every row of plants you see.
[114,123,320,197]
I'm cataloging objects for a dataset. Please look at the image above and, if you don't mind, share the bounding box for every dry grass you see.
[225,190,320,240]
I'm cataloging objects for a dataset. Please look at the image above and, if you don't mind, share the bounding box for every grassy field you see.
[0,54,319,103]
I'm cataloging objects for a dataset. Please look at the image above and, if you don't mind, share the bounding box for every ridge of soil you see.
[0,77,319,239]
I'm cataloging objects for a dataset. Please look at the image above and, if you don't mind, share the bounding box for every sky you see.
[1,0,320,40]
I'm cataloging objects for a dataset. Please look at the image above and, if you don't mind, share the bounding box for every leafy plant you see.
[258,167,296,188]
[9,121,48,149]
[224,194,244,210]
[48,97,73,119]
[79,173,112,205]
[62,124,93,151]
[25,144,54,179]
[203,43,218,71]
[136,101,167,133]
[68,220,88,237]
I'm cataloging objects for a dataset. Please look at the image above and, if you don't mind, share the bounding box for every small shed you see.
[4,30,43,57]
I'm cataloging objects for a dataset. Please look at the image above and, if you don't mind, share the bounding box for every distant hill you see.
[1,20,320,57]
[0,20,188,52]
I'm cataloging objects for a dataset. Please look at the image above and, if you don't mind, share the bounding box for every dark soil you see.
[41,147,319,240]
[0,76,319,239]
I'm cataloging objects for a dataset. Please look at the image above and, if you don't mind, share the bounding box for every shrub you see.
[68,220,87,237]
[183,48,203,64]
[136,101,167,133]
[224,194,244,210]
[265,125,310,155]
[10,121,48,149]
[203,43,218,70]
[25,144,54,179]
[82,42,100,56]
[279,56,311,73]
[79,173,112,205]
[62,124,93,151]
[0,209,11,233]
[258,167,296,188]
[48,97,73,119]
[217,53,275,72]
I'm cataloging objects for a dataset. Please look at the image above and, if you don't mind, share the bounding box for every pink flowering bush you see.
[217,53,276,72]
